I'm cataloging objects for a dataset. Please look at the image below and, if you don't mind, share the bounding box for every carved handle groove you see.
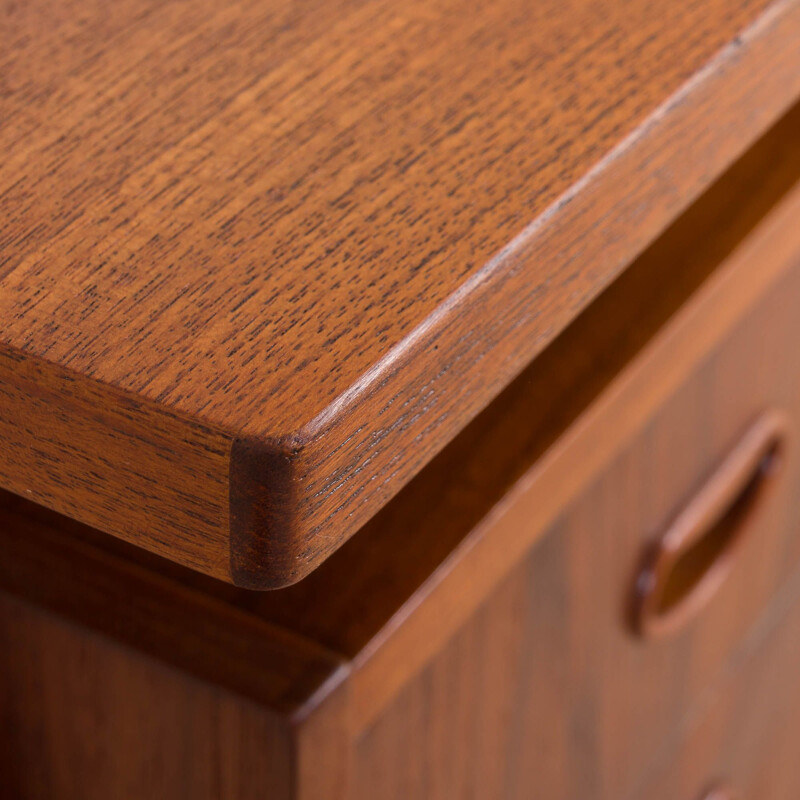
[633,411,790,639]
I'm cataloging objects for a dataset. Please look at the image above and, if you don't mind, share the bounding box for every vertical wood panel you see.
[0,593,293,800]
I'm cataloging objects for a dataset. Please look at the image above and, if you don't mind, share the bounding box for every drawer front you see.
[551,308,800,800]
[353,192,800,800]
[632,572,800,800]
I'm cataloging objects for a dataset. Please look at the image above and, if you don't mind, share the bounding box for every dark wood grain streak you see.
[3,0,800,585]
[229,437,298,589]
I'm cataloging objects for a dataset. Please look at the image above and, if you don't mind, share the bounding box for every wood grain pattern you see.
[9,95,787,729]
[3,113,800,799]
[0,590,297,800]
[348,147,800,729]
[353,562,800,800]
[2,0,800,585]
[633,575,800,800]
[350,232,800,796]
[167,100,800,667]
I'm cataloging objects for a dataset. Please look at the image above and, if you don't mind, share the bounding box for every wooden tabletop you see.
[2,0,800,587]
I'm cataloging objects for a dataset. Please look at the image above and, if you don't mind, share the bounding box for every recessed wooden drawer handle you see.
[632,411,790,639]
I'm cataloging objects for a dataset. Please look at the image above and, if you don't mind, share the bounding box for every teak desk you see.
[3,0,800,797]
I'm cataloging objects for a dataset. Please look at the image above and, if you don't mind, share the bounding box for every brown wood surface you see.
[0,489,352,800]
[0,490,347,719]
[2,0,800,586]
[631,410,790,639]
[5,528,800,800]
[0,590,297,800]
[152,100,800,705]
[3,114,800,798]
[351,246,800,799]
[2,96,792,720]
[354,558,800,800]
[348,128,800,730]
[633,575,800,800]
[10,95,791,710]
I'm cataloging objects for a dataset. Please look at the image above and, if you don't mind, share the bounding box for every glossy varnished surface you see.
[351,188,800,798]
[6,179,800,796]
[1,0,773,431]
[3,0,800,584]
[0,591,295,800]
[3,118,800,796]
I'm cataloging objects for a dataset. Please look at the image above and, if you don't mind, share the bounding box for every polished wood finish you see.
[3,0,800,586]
[0,591,294,800]
[351,228,800,798]
[632,411,790,639]
[3,100,800,796]
[155,99,800,671]
[345,115,800,730]
[635,575,800,800]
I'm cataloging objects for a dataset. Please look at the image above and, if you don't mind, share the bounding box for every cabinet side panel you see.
[0,592,293,800]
